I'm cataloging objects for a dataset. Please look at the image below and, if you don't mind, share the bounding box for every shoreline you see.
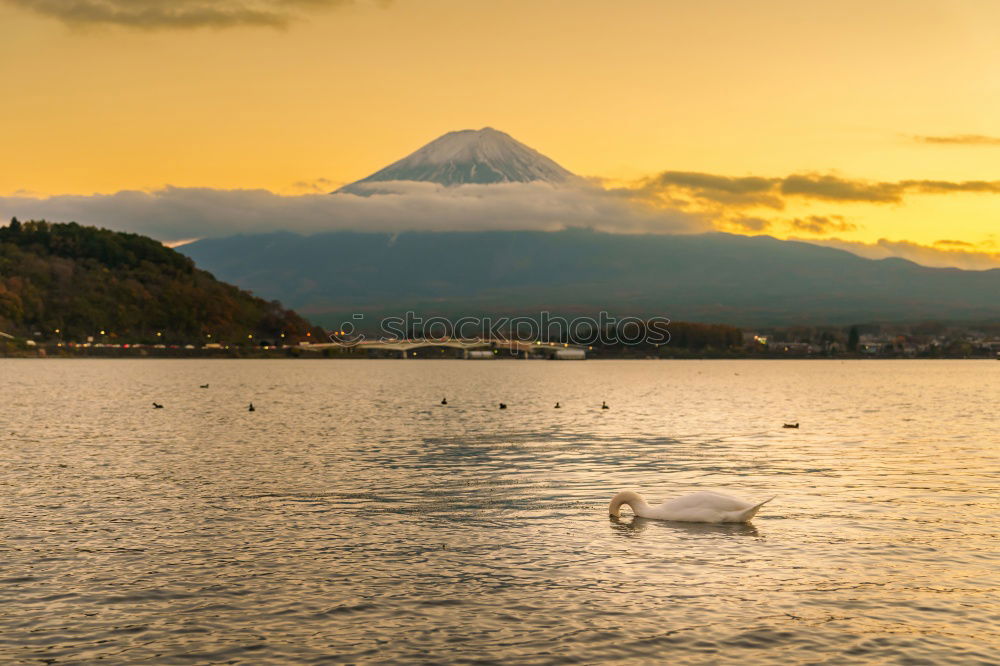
[1,348,995,361]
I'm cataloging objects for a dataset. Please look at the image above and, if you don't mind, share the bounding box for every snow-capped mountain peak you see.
[337,127,578,194]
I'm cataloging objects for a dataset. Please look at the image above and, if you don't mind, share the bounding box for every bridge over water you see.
[301,339,587,359]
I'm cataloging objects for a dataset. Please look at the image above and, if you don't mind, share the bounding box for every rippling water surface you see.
[1,359,997,664]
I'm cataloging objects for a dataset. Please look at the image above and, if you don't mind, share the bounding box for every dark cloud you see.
[645,171,775,195]
[717,214,857,235]
[727,216,771,232]
[934,239,973,248]
[900,179,1000,194]
[639,171,783,208]
[0,182,704,243]
[291,177,337,193]
[787,215,856,234]
[913,134,1000,146]
[779,174,902,203]
[3,0,359,29]
[636,170,1000,207]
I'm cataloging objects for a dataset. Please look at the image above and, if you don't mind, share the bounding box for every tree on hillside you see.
[847,326,860,352]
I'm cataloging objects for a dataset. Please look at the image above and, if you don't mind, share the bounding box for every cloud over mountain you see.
[788,215,857,234]
[0,182,703,243]
[802,237,1000,271]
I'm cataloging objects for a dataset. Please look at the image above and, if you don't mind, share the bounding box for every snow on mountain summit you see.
[337,128,579,194]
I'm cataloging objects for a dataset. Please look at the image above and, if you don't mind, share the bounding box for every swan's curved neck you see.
[609,491,649,518]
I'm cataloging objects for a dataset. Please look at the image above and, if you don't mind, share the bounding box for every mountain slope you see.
[181,229,1000,326]
[0,219,320,342]
[337,127,579,194]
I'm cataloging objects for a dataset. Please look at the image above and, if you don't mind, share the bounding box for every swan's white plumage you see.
[609,490,774,523]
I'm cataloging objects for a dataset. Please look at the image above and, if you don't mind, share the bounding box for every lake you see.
[1,359,997,664]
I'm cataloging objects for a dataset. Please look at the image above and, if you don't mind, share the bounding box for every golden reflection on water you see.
[0,359,997,664]
[611,516,761,539]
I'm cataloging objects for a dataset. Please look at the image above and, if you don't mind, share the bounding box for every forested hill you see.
[0,219,321,343]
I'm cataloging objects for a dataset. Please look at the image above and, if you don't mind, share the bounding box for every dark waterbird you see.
[441,397,448,405]
[199,384,209,389]
[499,403,507,410]
[554,402,561,408]
[783,422,799,429]
[602,401,609,410]
[248,403,256,412]
[152,402,163,409]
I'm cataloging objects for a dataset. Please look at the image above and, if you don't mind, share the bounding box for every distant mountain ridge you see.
[180,229,1000,327]
[337,127,579,194]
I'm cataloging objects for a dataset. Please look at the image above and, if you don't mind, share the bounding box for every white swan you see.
[609,490,774,523]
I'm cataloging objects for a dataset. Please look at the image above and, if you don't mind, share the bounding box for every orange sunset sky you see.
[1,0,998,267]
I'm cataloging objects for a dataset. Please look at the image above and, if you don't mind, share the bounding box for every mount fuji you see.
[174,128,1000,326]
[337,127,580,194]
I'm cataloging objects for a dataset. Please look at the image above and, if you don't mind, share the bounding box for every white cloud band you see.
[0,181,704,242]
